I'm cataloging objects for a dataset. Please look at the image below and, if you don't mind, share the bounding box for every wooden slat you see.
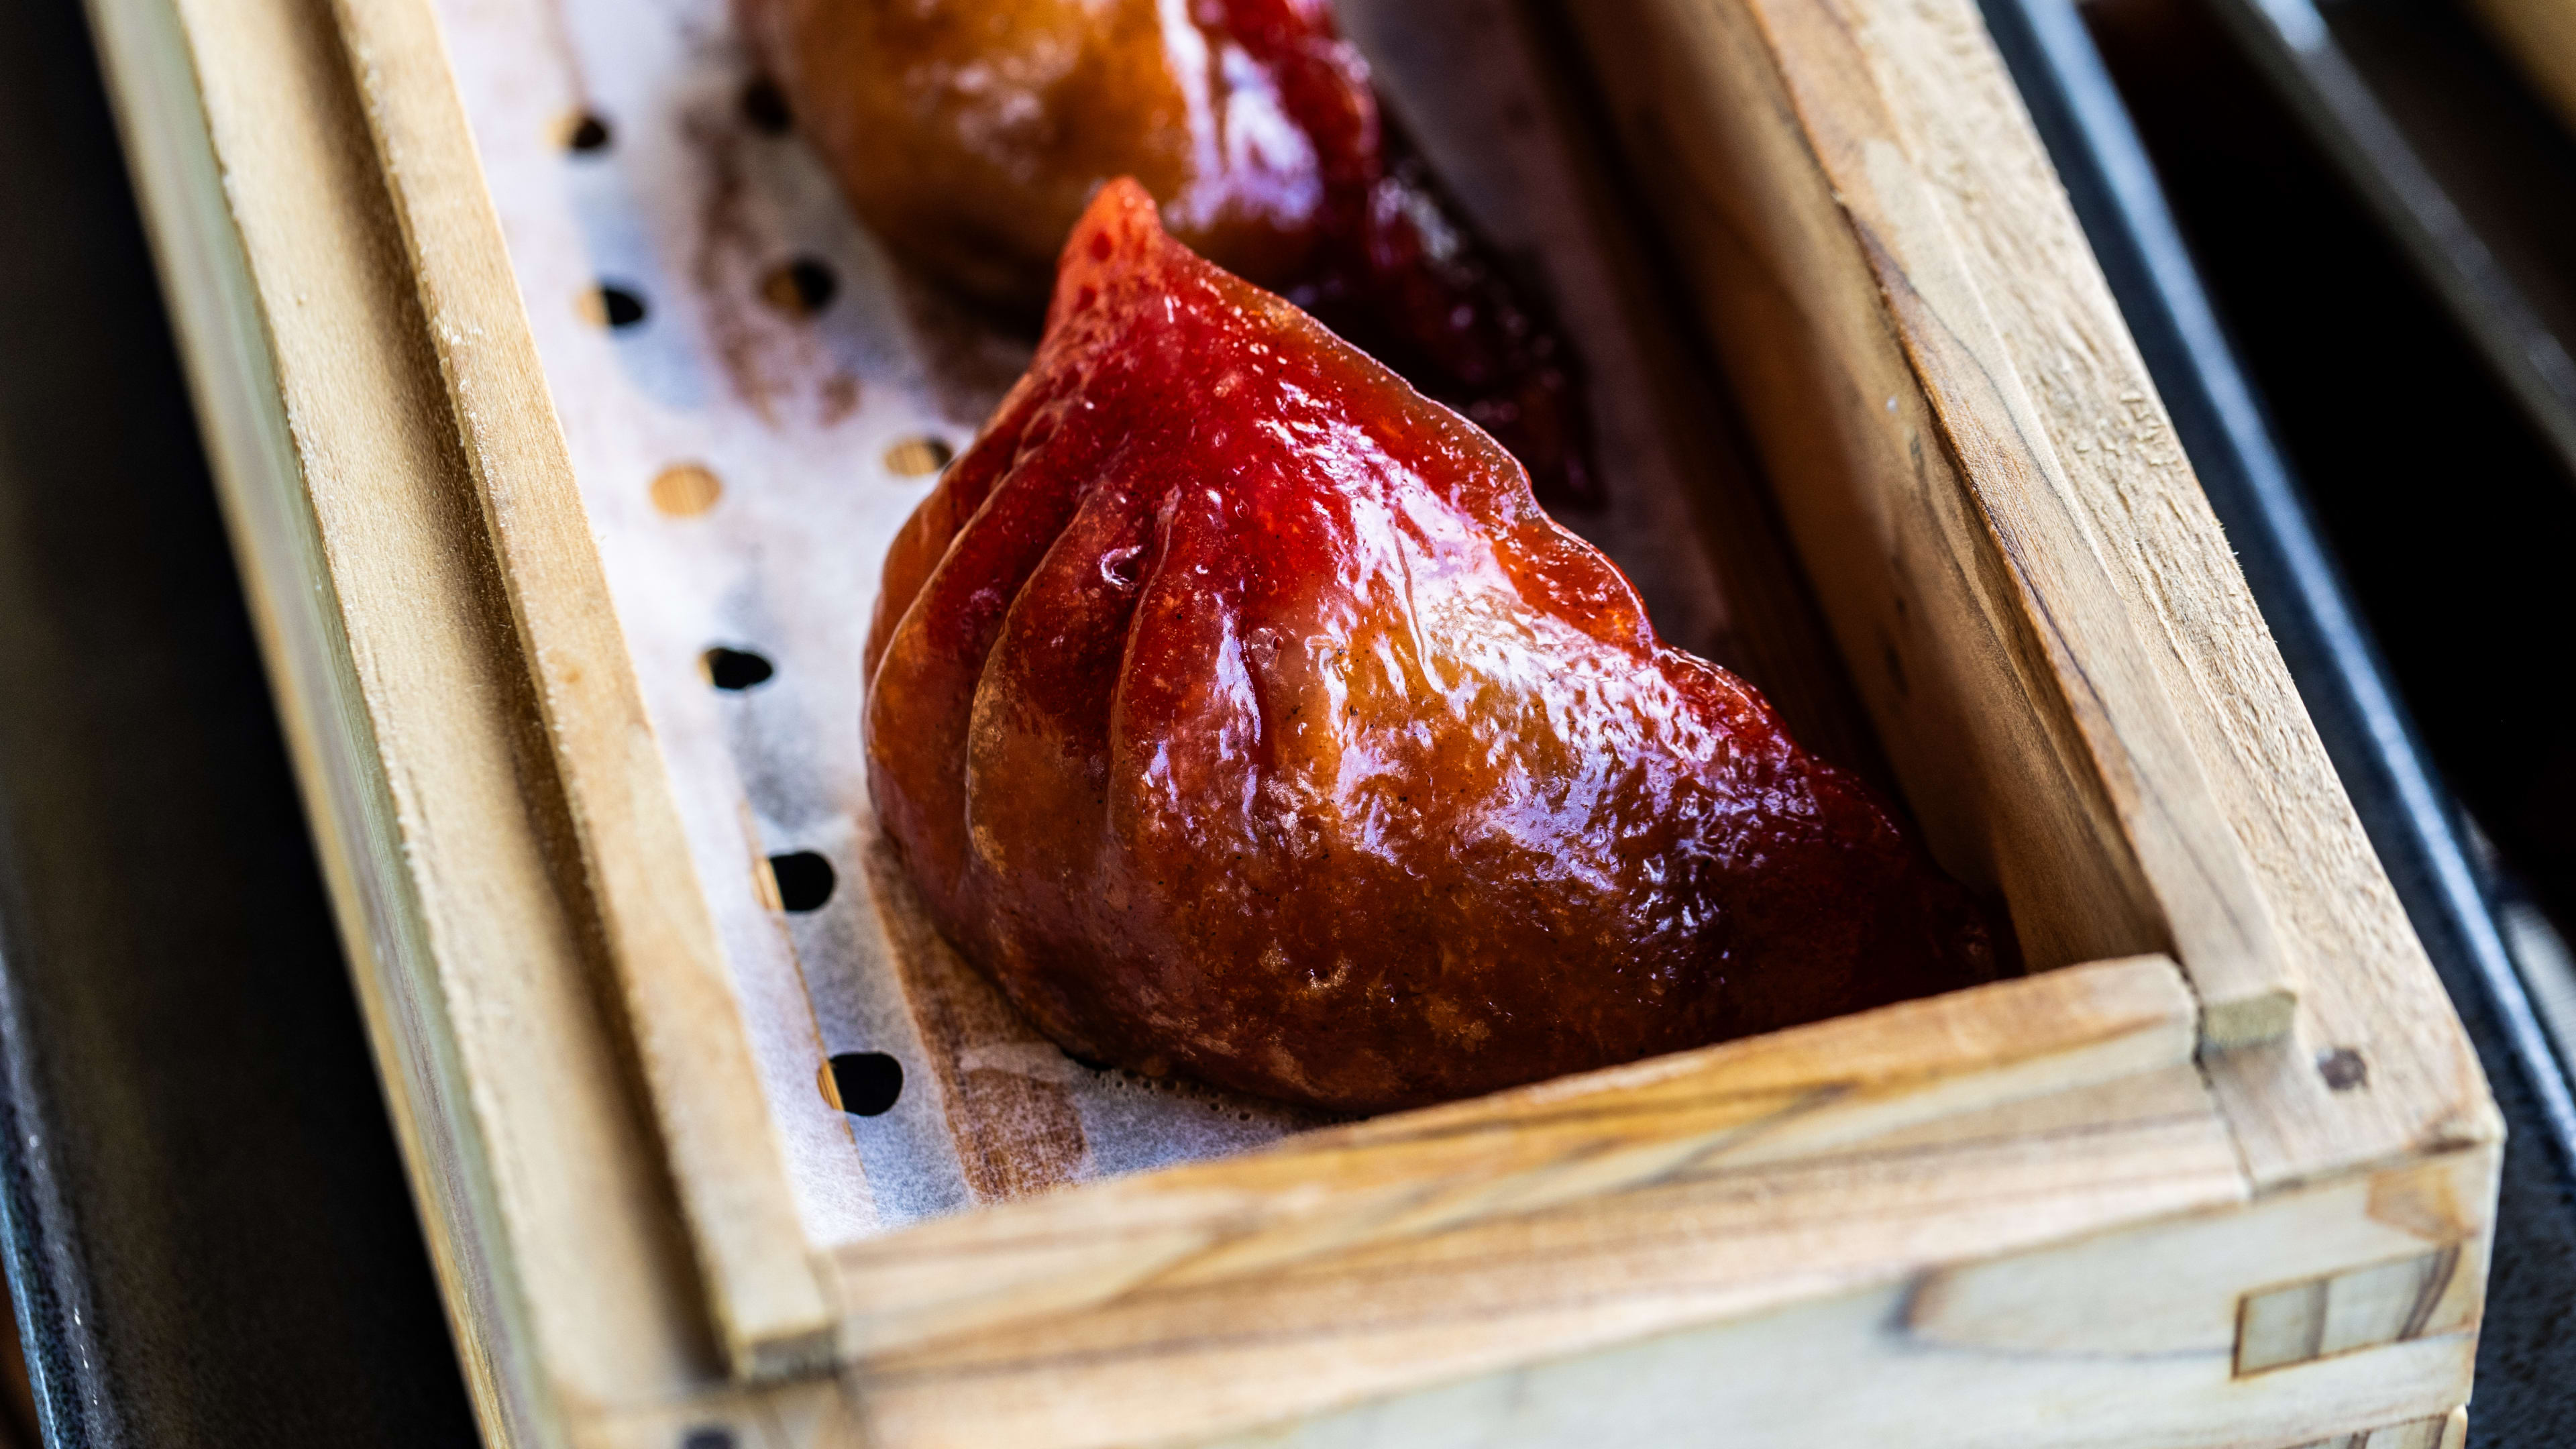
[1560,0,2296,1053]
[1833,0,2501,1183]
[1559,0,2493,1175]
[557,1148,2488,1449]
[87,0,739,1436]
[1161,1146,2489,1449]
[321,0,835,1377]
[825,955,2204,1359]
[791,957,2250,1445]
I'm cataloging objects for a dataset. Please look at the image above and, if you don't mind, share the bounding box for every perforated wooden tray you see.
[92,0,2500,1441]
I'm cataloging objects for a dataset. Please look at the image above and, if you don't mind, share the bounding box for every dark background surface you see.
[2085,0,2576,1038]
[2019,0,2576,1437]
[5,0,2575,1441]
[0,0,480,1443]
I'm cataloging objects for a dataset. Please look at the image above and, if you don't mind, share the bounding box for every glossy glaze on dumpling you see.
[865,180,1992,1113]
[741,0,1597,506]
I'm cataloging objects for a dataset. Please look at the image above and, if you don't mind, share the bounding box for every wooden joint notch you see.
[2199,981,2300,1053]
[2235,1246,2471,1377]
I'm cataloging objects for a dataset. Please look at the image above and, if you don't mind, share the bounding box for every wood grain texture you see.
[816,961,2247,1448]
[564,1151,2481,1448]
[324,0,835,1377]
[1560,0,2491,1173]
[1562,0,2296,1055]
[1839,0,2498,1184]
[90,0,743,1436]
[1175,1150,2487,1449]
[2286,1410,2467,1449]
[2237,1246,2472,1375]
[825,955,2208,1360]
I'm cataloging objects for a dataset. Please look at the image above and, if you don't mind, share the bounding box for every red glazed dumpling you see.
[739,0,1598,507]
[864,180,1994,1114]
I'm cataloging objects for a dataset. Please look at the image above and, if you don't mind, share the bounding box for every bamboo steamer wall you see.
[86,0,2500,1440]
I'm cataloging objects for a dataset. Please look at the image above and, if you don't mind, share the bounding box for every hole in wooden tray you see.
[2317,1046,2369,1091]
[825,1052,904,1116]
[740,75,793,135]
[767,851,837,912]
[558,109,611,153]
[678,1429,735,1449]
[883,435,954,478]
[700,646,774,690]
[580,282,647,329]
[759,256,839,318]
[650,462,723,517]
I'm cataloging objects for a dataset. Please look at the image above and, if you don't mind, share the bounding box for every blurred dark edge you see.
[0,0,482,1444]
[1982,0,2576,1441]
[2208,0,2576,490]
[5,0,2573,1441]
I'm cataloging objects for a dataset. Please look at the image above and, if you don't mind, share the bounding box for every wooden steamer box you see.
[89,0,2499,1442]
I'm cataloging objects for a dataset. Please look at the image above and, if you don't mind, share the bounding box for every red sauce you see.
[865,181,1993,1113]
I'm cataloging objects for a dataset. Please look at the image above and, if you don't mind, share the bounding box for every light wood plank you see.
[595,1148,2467,1448]
[823,961,2245,1446]
[94,0,746,1435]
[1562,0,2491,1173]
[1181,1146,2489,1449]
[80,0,553,1433]
[322,0,835,1376]
[1843,0,2501,1183]
[1563,0,2300,1053]
[2238,1246,2473,1375]
[825,955,2206,1358]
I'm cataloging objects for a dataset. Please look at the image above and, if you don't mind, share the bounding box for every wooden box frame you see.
[88,0,2500,1442]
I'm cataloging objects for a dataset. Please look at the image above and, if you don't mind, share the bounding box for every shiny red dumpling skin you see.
[864,179,1993,1114]
[739,0,1598,508]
